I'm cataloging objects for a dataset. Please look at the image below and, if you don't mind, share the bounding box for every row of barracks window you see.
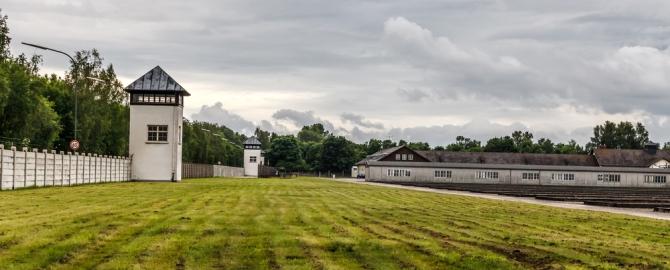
[384,168,668,184]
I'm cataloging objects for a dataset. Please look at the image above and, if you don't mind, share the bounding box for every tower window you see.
[250,156,257,163]
[148,125,168,142]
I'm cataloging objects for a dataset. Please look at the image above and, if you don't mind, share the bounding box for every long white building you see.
[356,143,670,188]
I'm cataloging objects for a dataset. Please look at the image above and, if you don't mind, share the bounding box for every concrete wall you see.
[182,163,244,179]
[129,105,183,181]
[0,145,130,190]
[367,165,670,188]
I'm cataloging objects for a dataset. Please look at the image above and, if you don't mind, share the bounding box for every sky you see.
[4,0,670,146]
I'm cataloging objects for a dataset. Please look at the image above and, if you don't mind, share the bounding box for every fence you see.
[0,145,131,190]
[182,163,244,179]
[258,165,278,178]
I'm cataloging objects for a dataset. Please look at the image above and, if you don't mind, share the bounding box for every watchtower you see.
[243,136,264,177]
[125,66,190,181]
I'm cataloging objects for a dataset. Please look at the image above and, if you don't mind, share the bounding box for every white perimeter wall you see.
[0,145,130,190]
[129,105,183,181]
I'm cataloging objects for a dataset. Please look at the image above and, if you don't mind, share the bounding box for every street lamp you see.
[21,42,80,144]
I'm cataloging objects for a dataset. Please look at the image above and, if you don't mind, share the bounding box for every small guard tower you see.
[243,136,264,177]
[125,66,190,181]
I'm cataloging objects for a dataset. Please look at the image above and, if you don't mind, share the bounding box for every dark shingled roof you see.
[355,145,405,165]
[124,66,191,96]
[416,151,598,166]
[356,145,670,169]
[594,148,670,167]
[244,136,262,146]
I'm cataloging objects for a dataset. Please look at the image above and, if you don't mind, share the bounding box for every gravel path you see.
[337,178,670,221]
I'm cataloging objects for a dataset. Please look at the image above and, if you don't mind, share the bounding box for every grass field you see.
[0,178,668,270]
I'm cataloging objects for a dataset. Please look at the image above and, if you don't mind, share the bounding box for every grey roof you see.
[244,136,262,145]
[368,161,670,174]
[594,148,670,167]
[124,66,191,96]
[417,151,597,166]
[355,145,404,165]
[357,145,670,169]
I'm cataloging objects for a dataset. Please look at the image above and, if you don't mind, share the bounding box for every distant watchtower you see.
[125,66,190,181]
[243,136,264,177]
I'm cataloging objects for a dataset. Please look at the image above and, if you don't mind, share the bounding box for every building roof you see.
[357,145,670,170]
[244,136,262,146]
[367,160,670,174]
[355,145,404,165]
[124,66,191,96]
[593,148,670,167]
[416,151,598,166]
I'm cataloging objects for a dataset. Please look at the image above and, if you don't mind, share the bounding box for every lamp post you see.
[21,42,79,144]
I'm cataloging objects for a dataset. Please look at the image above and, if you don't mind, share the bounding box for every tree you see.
[536,138,554,154]
[446,136,482,152]
[554,140,585,154]
[0,9,9,60]
[181,120,245,166]
[589,121,649,150]
[301,141,322,171]
[364,138,383,154]
[407,141,430,151]
[268,135,304,171]
[254,127,273,150]
[484,136,515,152]
[512,131,534,153]
[320,135,356,174]
[297,123,329,143]
[381,139,396,149]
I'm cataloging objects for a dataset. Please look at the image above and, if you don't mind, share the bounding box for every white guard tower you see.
[125,66,190,181]
[243,136,264,177]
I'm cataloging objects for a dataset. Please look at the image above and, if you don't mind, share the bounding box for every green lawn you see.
[0,178,668,269]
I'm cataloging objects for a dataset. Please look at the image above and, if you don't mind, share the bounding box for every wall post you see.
[12,146,17,190]
[0,144,3,190]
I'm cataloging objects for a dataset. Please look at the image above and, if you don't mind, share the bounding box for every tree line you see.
[0,10,245,165]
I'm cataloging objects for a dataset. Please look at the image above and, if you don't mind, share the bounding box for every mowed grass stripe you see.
[0,178,668,269]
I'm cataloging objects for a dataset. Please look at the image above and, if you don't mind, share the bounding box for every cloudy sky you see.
[5,0,670,146]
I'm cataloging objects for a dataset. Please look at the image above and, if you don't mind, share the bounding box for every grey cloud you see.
[6,0,670,144]
[190,102,256,134]
[340,113,384,129]
[272,109,336,131]
[396,88,429,102]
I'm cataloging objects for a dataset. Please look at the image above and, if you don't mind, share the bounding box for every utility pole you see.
[21,42,79,144]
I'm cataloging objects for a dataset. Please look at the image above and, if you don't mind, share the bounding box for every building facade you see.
[125,66,190,181]
[357,144,670,188]
[243,136,264,177]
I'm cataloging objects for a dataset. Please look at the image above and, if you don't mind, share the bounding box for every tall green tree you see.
[407,141,430,151]
[297,123,329,143]
[484,136,516,152]
[364,138,383,155]
[268,135,304,171]
[445,136,482,152]
[320,135,356,174]
[588,121,649,150]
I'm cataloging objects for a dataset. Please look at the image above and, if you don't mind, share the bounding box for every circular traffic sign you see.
[69,139,80,151]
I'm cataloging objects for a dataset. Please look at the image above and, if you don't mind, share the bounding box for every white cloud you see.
[601,46,670,89]
[190,102,256,135]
